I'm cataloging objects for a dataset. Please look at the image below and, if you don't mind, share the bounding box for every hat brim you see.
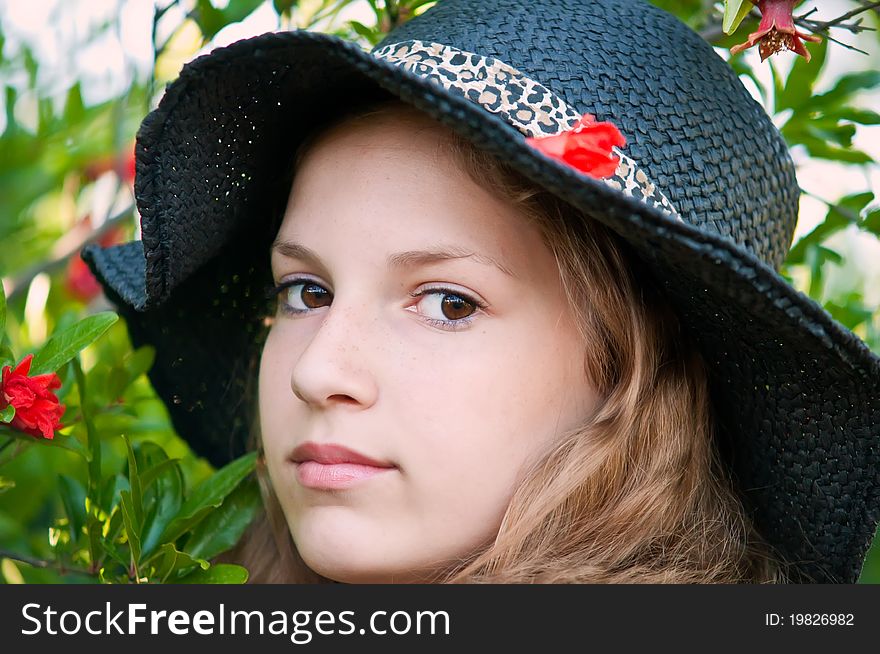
[83,30,880,583]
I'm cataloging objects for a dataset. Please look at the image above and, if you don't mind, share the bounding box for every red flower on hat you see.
[0,354,66,440]
[525,112,626,179]
[729,0,821,62]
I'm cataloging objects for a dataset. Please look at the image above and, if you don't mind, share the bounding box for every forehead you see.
[293,104,453,181]
[274,108,544,265]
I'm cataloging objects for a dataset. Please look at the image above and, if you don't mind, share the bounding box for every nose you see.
[289,297,379,410]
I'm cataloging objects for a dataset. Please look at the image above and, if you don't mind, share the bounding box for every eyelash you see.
[266,278,487,332]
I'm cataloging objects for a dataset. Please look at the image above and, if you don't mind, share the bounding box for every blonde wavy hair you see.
[223,98,789,583]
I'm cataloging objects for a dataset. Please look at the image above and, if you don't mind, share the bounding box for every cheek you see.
[407,319,587,487]
[258,328,299,459]
[395,330,552,501]
[258,330,281,417]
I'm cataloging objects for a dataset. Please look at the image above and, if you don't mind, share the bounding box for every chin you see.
[287,512,451,583]
[298,549,417,584]
[290,521,387,582]
[294,537,443,583]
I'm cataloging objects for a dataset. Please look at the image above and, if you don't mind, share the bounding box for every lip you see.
[289,442,396,490]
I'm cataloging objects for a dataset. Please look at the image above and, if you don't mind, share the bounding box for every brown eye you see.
[440,294,476,320]
[415,288,483,327]
[279,281,332,314]
[299,283,331,309]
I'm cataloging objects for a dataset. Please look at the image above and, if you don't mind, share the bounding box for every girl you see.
[241,97,784,583]
[83,0,880,584]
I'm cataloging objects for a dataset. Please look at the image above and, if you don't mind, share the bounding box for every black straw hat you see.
[82,0,880,583]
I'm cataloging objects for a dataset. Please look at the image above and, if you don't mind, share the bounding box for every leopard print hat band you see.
[373,39,682,222]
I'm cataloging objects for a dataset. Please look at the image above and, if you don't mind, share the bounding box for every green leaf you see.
[0,476,14,494]
[833,108,880,126]
[349,20,380,45]
[99,531,130,570]
[0,277,6,337]
[810,71,880,111]
[787,192,873,264]
[63,83,85,124]
[775,37,828,114]
[861,208,880,236]
[639,1,709,29]
[723,0,753,35]
[54,359,75,403]
[0,427,89,459]
[100,504,124,554]
[30,312,118,375]
[824,295,873,331]
[58,475,87,544]
[53,431,90,459]
[124,346,155,384]
[0,343,14,371]
[105,346,156,401]
[52,310,80,336]
[105,366,130,402]
[87,515,104,573]
[272,0,298,16]
[139,457,183,490]
[801,138,873,164]
[159,451,258,545]
[802,122,856,148]
[71,357,101,506]
[192,0,265,40]
[0,405,14,423]
[805,243,843,298]
[767,59,784,116]
[138,446,185,559]
[133,441,175,486]
[149,543,209,583]
[120,489,142,566]
[123,435,144,527]
[174,563,249,584]
[100,473,131,514]
[184,477,262,561]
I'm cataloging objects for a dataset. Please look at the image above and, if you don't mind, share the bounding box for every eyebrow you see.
[271,239,516,278]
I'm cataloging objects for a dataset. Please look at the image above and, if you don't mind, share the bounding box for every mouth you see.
[293,461,396,490]
[289,442,397,491]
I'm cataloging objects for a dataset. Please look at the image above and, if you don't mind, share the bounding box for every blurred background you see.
[0,0,878,583]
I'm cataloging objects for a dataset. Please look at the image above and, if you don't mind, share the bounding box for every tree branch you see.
[2,202,135,304]
[813,31,869,55]
[801,0,880,31]
[0,550,92,577]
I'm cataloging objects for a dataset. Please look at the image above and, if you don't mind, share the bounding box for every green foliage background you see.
[0,0,878,583]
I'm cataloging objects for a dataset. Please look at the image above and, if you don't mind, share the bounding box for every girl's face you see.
[259,106,600,583]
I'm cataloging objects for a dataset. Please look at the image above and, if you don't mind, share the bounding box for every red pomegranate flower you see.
[525,112,626,179]
[83,143,136,184]
[730,0,821,62]
[65,219,126,303]
[66,254,103,303]
[0,354,66,440]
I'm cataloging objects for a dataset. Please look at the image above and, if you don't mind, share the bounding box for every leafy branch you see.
[2,203,134,305]
[797,0,880,34]
[0,549,93,577]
